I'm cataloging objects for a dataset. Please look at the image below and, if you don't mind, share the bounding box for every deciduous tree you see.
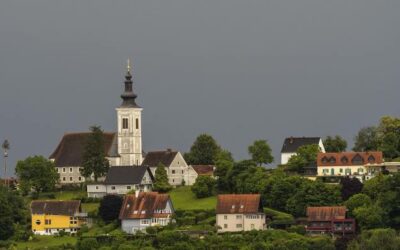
[286,144,319,173]
[340,177,363,201]
[248,140,274,166]
[99,195,123,223]
[353,126,379,152]
[323,135,347,152]
[191,176,216,198]
[15,155,59,195]
[184,134,222,165]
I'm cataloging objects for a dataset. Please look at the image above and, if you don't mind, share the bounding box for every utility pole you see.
[2,140,9,187]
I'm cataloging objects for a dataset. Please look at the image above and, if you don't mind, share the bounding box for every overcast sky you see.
[1,0,399,175]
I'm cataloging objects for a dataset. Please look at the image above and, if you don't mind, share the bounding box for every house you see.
[191,165,215,177]
[281,137,325,165]
[142,149,198,186]
[216,194,266,232]
[50,61,144,184]
[119,192,174,234]
[30,200,87,235]
[87,166,154,198]
[306,206,355,235]
[317,151,383,182]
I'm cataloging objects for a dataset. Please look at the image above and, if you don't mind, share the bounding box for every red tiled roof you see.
[31,200,81,216]
[216,194,262,214]
[192,165,214,176]
[317,152,383,167]
[119,192,173,220]
[49,132,117,167]
[307,206,347,221]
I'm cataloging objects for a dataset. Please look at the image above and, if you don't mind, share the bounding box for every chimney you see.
[135,190,140,198]
[289,136,294,144]
[166,148,172,152]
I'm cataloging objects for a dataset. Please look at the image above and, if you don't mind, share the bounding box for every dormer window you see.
[133,210,138,214]
[232,205,235,209]
[141,210,146,214]
[321,157,329,164]
[341,156,348,164]
[328,157,336,164]
[368,155,376,163]
[352,154,364,165]
[240,205,244,209]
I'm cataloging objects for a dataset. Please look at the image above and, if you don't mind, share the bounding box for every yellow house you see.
[31,200,87,235]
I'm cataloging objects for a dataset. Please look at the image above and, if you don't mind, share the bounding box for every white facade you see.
[56,166,85,184]
[216,213,266,232]
[149,152,198,186]
[281,139,326,165]
[116,107,143,166]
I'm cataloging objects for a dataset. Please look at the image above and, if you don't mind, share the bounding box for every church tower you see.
[116,59,143,166]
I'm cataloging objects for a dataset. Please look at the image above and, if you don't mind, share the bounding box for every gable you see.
[142,150,179,168]
[281,137,321,153]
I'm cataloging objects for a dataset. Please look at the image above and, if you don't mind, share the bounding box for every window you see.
[232,205,235,209]
[63,168,66,173]
[45,219,52,225]
[135,118,139,129]
[141,219,150,225]
[122,118,129,129]
[224,215,228,220]
[331,168,335,175]
[358,168,364,173]
[172,170,176,174]
[345,168,351,175]
[63,177,66,181]
[127,186,131,190]
[341,156,349,164]
[321,157,329,164]
[339,168,343,173]
[69,168,73,173]
[111,186,116,190]
[236,215,242,219]
[70,177,73,181]
[78,177,82,181]
[182,170,184,174]
[224,224,228,228]
[95,186,99,190]
[328,157,336,163]
[368,155,376,163]
[236,224,242,228]
[352,154,364,165]
[35,220,41,225]
[79,168,83,173]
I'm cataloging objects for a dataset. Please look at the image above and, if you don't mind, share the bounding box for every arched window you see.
[328,157,336,164]
[352,154,364,165]
[368,155,376,163]
[321,157,329,164]
[341,156,349,164]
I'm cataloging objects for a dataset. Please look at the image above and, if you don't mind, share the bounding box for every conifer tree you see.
[153,163,172,193]
[81,125,110,182]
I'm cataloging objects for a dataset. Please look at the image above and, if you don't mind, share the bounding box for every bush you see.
[77,238,99,250]
[191,176,216,198]
[99,195,123,223]
[287,225,306,235]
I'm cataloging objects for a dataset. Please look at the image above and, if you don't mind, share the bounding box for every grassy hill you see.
[169,186,217,210]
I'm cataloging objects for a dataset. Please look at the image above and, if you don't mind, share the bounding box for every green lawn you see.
[82,203,99,213]
[169,186,217,210]
[15,236,77,250]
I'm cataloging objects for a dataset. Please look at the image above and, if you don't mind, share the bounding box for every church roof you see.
[104,166,154,185]
[49,132,118,167]
[142,149,178,168]
[281,137,321,153]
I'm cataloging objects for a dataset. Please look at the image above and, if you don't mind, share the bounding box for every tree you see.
[347,228,400,250]
[344,193,372,217]
[0,186,28,240]
[184,134,222,165]
[81,125,110,182]
[286,144,319,173]
[353,126,379,152]
[353,204,387,230]
[153,163,172,193]
[340,177,363,201]
[191,176,216,198]
[248,140,274,166]
[323,136,347,152]
[214,158,234,193]
[15,155,59,195]
[99,195,123,223]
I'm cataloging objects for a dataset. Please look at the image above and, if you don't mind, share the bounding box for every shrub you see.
[77,238,99,250]
[191,176,216,198]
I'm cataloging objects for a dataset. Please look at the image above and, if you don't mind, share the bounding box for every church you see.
[50,60,146,184]
[50,60,198,186]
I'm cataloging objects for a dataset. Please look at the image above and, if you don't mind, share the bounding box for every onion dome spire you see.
[120,58,140,107]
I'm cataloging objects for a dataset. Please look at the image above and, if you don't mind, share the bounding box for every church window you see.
[122,118,129,129]
[136,118,139,129]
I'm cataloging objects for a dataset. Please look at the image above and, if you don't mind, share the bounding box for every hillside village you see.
[1,62,400,249]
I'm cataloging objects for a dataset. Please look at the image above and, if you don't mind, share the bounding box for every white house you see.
[87,166,153,198]
[142,149,198,186]
[50,61,144,185]
[119,192,174,234]
[280,137,325,165]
